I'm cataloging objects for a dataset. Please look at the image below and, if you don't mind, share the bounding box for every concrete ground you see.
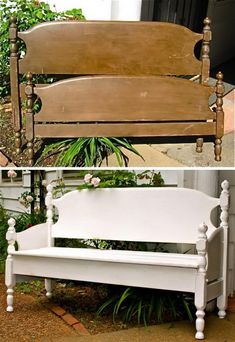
[44,312,235,342]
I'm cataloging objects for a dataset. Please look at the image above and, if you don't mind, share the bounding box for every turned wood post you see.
[200,17,211,85]
[6,218,17,312]
[25,72,35,166]
[217,180,230,317]
[195,222,208,340]
[9,16,22,155]
[45,184,54,247]
[214,72,225,162]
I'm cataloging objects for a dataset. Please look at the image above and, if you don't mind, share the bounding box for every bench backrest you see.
[51,187,220,244]
[18,21,202,76]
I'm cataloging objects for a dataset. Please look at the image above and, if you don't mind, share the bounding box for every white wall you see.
[45,0,142,20]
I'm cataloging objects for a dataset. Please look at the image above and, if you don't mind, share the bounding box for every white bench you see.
[5,181,229,339]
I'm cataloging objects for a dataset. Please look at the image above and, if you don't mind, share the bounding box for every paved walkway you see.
[43,313,235,342]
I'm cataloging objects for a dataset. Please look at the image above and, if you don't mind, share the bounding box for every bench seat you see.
[12,247,203,268]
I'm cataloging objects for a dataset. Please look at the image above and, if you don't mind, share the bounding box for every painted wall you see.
[45,0,142,20]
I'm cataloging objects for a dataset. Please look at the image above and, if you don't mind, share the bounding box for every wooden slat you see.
[18,21,202,76]
[34,76,214,122]
[34,122,216,138]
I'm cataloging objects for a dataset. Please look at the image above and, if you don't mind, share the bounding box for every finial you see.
[216,71,223,81]
[47,183,53,193]
[8,218,16,228]
[10,16,17,26]
[26,72,33,83]
[221,180,229,191]
[198,222,208,237]
[203,17,211,26]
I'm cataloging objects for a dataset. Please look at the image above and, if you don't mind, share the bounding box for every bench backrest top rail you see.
[18,20,202,76]
[52,187,219,244]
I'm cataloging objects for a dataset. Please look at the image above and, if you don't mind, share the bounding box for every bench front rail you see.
[5,181,229,339]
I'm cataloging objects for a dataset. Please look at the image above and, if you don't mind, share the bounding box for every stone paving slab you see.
[46,313,235,342]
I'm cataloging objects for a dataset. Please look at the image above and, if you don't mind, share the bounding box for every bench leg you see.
[45,278,54,298]
[217,292,227,319]
[195,272,207,339]
[5,256,16,312]
[196,138,203,153]
[214,137,222,162]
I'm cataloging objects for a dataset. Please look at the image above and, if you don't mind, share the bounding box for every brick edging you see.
[0,150,16,167]
[48,303,90,336]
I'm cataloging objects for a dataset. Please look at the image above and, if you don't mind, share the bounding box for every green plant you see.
[15,210,46,232]
[97,286,195,326]
[0,204,10,271]
[38,137,143,167]
[76,170,164,190]
[0,0,85,97]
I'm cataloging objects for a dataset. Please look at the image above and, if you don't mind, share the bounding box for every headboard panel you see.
[34,76,214,123]
[18,21,202,76]
[51,188,219,244]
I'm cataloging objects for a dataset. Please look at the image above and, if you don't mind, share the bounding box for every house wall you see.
[45,0,142,20]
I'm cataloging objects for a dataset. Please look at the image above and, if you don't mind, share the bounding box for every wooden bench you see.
[5,181,229,339]
[10,17,225,166]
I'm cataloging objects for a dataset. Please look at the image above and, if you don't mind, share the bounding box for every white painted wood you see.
[46,184,54,247]
[219,171,235,295]
[16,223,48,250]
[13,256,197,293]
[217,180,230,318]
[12,247,204,268]
[5,183,229,340]
[52,188,219,244]
[195,223,208,340]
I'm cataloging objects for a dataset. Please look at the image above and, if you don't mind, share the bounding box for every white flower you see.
[19,198,25,205]
[42,180,47,186]
[26,195,34,203]
[7,170,17,178]
[91,177,101,187]
[84,173,93,183]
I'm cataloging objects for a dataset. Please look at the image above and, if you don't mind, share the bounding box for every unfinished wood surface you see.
[34,76,214,122]
[35,122,216,138]
[18,21,202,76]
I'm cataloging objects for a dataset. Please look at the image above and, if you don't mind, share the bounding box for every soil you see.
[0,98,56,167]
[0,274,78,342]
[0,274,138,339]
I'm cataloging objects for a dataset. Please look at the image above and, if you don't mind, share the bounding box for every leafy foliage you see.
[76,169,165,190]
[0,0,85,97]
[97,286,195,326]
[38,137,143,167]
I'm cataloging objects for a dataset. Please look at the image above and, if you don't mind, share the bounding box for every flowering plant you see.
[7,170,17,178]
[18,191,37,208]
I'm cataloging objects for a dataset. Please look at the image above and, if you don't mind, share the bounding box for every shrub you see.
[97,286,195,325]
[38,137,143,167]
[0,0,85,97]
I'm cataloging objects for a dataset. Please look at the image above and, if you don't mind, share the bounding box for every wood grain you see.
[34,76,214,122]
[18,21,202,76]
[35,122,216,138]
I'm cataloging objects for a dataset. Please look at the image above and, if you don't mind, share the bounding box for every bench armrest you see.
[16,223,48,251]
[207,227,223,282]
